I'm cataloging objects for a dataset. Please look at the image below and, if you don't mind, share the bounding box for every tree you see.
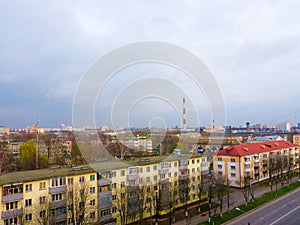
[242,176,254,206]
[114,185,130,225]
[34,194,53,225]
[214,174,227,217]
[67,182,96,225]
[19,140,48,170]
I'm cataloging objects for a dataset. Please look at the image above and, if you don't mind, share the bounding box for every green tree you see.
[19,140,36,163]
[19,140,49,170]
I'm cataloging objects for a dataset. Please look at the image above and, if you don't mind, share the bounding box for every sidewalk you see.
[172,177,299,225]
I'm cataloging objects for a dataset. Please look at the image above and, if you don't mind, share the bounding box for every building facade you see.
[213,141,299,188]
[0,155,208,225]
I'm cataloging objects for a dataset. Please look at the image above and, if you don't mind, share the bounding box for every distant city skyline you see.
[1,1,300,129]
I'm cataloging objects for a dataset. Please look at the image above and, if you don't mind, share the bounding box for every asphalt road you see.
[228,188,300,225]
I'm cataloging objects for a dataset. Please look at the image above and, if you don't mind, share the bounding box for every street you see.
[228,188,300,225]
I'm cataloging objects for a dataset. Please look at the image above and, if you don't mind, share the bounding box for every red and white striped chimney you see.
[183,98,186,130]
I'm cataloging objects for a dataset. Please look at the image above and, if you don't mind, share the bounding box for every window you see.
[25,199,32,207]
[153,165,157,170]
[231,173,236,177]
[112,195,116,200]
[52,193,63,201]
[68,178,73,185]
[39,182,46,190]
[111,171,116,177]
[100,196,111,204]
[218,165,222,169]
[120,170,125,176]
[174,162,177,167]
[90,174,95,181]
[119,181,124,188]
[51,177,66,187]
[174,172,178,177]
[129,167,139,174]
[192,159,195,164]
[90,187,96,194]
[140,167,143,173]
[25,213,32,221]
[6,201,18,210]
[90,199,95,206]
[154,175,157,181]
[100,209,111,217]
[112,183,116,189]
[40,210,46,218]
[231,158,235,163]
[90,211,96,219]
[25,184,32,192]
[231,166,236,170]
[146,166,150,172]
[40,196,46,204]
[146,176,150,182]
[192,168,195,173]
[218,171,222,176]
[112,206,117,213]
[168,173,171,178]
[218,158,222,162]
[79,176,85,183]
[160,174,165,179]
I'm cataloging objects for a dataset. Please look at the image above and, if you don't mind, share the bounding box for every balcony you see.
[254,162,260,168]
[244,167,250,172]
[2,208,23,219]
[99,201,112,209]
[201,162,209,167]
[54,213,67,222]
[159,168,169,175]
[179,165,188,171]
[49,186,66,194]
[99,214,113,222]
[179,174,189,181]
[98,178,112,186]
[244,161,250,165]
[50,199,66,208]
[254,158,259,163]
[159,178,169,184]
[99,190,112,197]
[127,185,139,191]
[127,173,139,181]
[2,193,23,203]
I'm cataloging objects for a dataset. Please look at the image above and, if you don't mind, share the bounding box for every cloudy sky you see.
[1,0,300,129]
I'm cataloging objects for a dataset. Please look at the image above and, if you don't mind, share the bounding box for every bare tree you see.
[242,176,254,206]
[67,182,96,225]
[214,174,227,217]
[114,185,130,225]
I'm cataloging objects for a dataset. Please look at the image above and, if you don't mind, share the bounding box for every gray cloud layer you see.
[1,0,300,128]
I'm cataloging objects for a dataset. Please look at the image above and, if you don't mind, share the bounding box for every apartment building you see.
[0,155,208,225]
[0,167,98,225]
[213,141,299,188]
[94,155,209,225]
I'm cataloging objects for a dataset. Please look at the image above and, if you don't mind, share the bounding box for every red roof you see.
[216,140,298,157]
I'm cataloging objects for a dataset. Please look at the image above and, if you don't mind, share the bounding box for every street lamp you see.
[235,207,245,213]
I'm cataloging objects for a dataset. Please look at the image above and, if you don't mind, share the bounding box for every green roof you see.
[0,155,205,185]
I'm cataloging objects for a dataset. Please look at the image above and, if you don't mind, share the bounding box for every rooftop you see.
[0,155,205,185]
[216,140,298,157]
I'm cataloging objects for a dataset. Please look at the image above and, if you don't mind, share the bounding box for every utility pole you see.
[227,178,230,213]
[36,119,39,170]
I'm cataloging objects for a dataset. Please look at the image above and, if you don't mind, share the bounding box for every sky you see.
[1,0,300,129]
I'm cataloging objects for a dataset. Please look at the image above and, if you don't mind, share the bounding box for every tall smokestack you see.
[183,98,186,130]
[246,122,250,132]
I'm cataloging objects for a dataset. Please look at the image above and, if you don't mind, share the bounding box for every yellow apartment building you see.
[0,167,98,225]
[0,155,208,225]
[213,141,299,188]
